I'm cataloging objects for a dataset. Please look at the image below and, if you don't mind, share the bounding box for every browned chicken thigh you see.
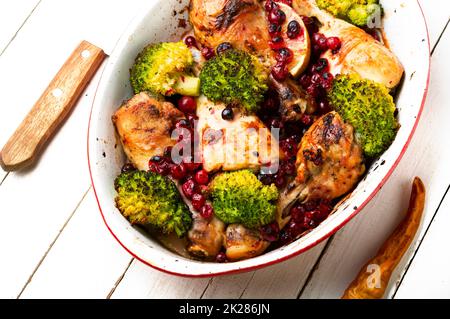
[112,92,184,170]
[277,111,365,226]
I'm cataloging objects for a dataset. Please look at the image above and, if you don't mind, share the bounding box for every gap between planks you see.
[0,0,42,57]
[16,186,91,298]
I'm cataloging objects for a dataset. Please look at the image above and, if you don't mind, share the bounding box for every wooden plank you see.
[110,260,210,299]
[418,0,450,49]
[394,187,450,298]
[0,0,40,53]
[19,189,132,299]
[300,26,450,299]
[0,0,146,298]
[200,242,326,299]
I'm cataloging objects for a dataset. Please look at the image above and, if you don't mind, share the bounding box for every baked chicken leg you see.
[277,111,365,226]
[292,0,404,88]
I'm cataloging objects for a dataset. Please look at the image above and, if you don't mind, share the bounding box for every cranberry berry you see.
[275,48,293,64]
[269,9,286,25]
[191,193,206,211]
[184,36,198,49]
[260,222,280,242]
[271,62,289,81]
[268,23,282,36]
[200,204,214,219]
[194,169,209,185]
[216,252,228,263]
[269,36,285,50]
[170,163,187,180]
[221,107,234,121]
[327,37,342,52]
[201,46,215,60]
[182,179,197,199]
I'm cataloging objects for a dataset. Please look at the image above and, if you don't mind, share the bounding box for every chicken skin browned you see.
[292,0,404,88]
[277,111,365,226]
[112,92,184,171]
[190,0,272,64]
[187,215,226,259]
[224,224,270,261]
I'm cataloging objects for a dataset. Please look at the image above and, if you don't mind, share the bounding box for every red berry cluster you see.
[279,199,333,245]
[264,1,300,82]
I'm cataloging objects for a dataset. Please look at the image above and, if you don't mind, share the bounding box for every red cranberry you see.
[306,84,320,98]
[182,179,197,198]
[170,163,187,180]
[313,58,329,73]
[192,193,206,211]
[290,205,305,222]
[271,62,289,81]
[216,42,232,54]
[300,114,313,126]
[184,36,198,49]
[321,72,334,90]
[268,23,282,36]
[269,36,285,50]
[201,46,215,60]
[216,252,228,263]
[187,114,198,128]
[287,219,303,234]
[178,96,197,114]
[264,0,278,12]
[311,73,322,84]
[200,204,214,219]
[121,163,136,173]
[287,20,303,39]
[327,37,341,52]
[260,222,280,242]
[183,157,201,172]
[312,33,328,51]
[194,169,209,185]
[269,9,286,25]
[148,161,158,173]
[275,48,293,64]
[299,74,311,88]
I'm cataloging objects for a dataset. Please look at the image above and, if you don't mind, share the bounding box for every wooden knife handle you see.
[0,41,106,171]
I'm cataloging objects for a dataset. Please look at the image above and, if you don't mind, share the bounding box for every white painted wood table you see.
[0,0,449,299]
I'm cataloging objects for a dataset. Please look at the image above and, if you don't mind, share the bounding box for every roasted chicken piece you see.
[277,112,365,226]
[112,92,184,171]
[189,0,315,121]
[292,0,404,88]
[196,96,280,172]
[189,0,272,65]
[187,214,226,259]
[224,224,270,261]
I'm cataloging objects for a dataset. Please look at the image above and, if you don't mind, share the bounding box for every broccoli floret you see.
[114,170,192,237]
[328,74,399,158]
[130,41,200,96]
[199,49,268,113]
[316,0,382,27]
[209,170,279,229]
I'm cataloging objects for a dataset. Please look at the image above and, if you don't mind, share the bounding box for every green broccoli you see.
[316,0,382,27]
[199,49,268,113]
[130,41,200,96]
[209,170,279,229]
[114,170,192,237]
[328,74,398,158]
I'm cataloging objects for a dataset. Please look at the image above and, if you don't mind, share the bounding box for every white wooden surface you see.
[0,0,449,299]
